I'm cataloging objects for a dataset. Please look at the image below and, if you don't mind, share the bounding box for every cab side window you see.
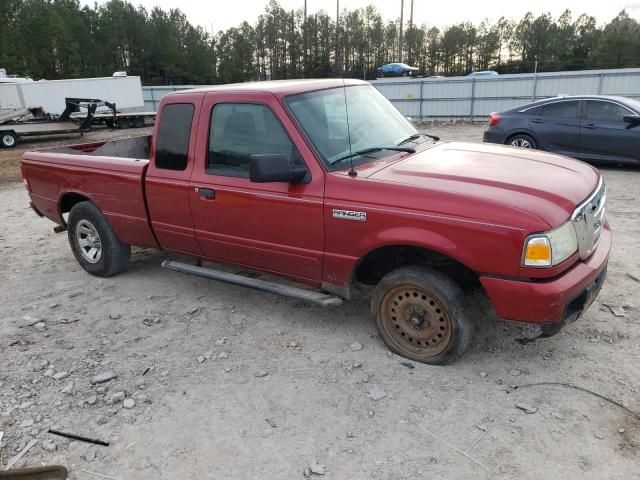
[207,103,303,177]
[155,103,194,171]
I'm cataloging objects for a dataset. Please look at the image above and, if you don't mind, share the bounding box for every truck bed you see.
[21,135,157,248]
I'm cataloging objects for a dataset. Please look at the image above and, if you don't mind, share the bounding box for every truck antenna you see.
[342,78,357,178]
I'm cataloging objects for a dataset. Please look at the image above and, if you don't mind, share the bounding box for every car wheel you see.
[371,266,473,365]
[1,132,17,148]
[67,201,130,277]
[508,134,537,149]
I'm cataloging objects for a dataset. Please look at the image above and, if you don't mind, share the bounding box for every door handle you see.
[195,187,215,200]
[584,123,597,129]
[531,118,544,124]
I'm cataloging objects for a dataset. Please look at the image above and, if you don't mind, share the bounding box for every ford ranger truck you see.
[21,79,611,364]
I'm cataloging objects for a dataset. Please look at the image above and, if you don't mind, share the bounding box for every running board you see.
[161,260,343,307]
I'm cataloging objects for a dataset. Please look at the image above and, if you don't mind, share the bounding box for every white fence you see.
[370,68,640,120]
[142,68,640,119]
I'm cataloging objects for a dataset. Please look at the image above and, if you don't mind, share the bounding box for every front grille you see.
[571,178,606,260]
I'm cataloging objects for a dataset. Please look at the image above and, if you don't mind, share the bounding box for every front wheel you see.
[372,266,473,365]
[508,134,537,149]
[67,201,130,277]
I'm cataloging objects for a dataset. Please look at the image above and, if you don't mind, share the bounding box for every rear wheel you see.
[508,134,537,149]
[68,201,130,277]
[1,132,17,148]
[372,266,473,365]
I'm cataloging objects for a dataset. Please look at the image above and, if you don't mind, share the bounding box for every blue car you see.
[483,95,640,164]
[377,63,419,78]
[467,70,499,78]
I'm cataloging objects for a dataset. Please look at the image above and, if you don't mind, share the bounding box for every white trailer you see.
[0,75,145,114]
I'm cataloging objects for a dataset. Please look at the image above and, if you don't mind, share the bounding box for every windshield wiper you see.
[331,146,415,165]
[397,132,440,145]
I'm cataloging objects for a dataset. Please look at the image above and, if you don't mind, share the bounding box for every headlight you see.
[523,221,578,267]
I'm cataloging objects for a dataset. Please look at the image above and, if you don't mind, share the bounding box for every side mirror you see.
[249,154,307,183]
[623,115,640,125]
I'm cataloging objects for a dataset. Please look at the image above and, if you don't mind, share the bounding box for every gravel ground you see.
[1,124,639,479]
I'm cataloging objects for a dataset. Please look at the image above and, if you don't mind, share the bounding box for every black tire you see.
[371,265,473,365]
[67,201,130,277]
[507,133,537,149]
[1,131,17,148]
[117,118,132,129]
[133,117,145,128]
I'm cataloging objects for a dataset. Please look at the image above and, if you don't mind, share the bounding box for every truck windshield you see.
[285,85,419,170]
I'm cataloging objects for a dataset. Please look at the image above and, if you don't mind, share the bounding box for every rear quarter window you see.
[155,103,194,170]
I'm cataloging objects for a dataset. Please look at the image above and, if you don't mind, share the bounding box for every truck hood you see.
[366,142,600,227]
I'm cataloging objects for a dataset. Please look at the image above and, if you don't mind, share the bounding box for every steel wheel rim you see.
[2,134,15,147]
[511,138,532,148]
[76,219,102,264]
[380,285,453,357]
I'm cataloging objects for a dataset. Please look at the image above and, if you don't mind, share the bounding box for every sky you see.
[82,0,640,34]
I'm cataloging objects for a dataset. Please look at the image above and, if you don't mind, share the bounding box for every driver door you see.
[188,92,326,284]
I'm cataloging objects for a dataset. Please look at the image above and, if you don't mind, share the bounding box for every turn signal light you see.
[524,237,552,267]
[489,112,501,126]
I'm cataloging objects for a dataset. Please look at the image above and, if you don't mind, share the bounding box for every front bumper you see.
[479,225,611,324]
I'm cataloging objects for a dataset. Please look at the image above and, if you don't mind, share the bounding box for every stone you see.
[350,342,362,351]
[86,395,98,406]
[96,416,109,425]
[34,322,46,332]
[96,386,107,394]
[215,338,228,345]
[123,399,135,409]
[255,370,269,378]
[196,356,206,364]
[52,371,69,381]
[44,369,54,377]
[594,432,605,440]
[111,391,125,403]
[61,381,74,394]
[619,428,625,434]
[217,352,228,360]
[479,371,488,378]
[303,467,311,478]
[42,439,56,452]
[223,367,232,373]
[361,372,370,383]
[20,418,34,428]
[309,461,326,475]
[288,341,299,348]
[509,369,521,377]
[346,431,355,438]
[352,362,362,369]
[367,386,386,401]
[476,424,488,432]
[203,351,213,360]
[515,402,538,414]
[109,313,121,320]
[91,372,117,385]
[135,393,151,404]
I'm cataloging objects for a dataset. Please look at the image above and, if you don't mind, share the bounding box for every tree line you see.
[1,0,640,85]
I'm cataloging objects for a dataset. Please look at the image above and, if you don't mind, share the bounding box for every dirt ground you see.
[1,124,639,480]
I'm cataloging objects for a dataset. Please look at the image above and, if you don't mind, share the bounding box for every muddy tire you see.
[372,266,472,365]
[67,201,130,277]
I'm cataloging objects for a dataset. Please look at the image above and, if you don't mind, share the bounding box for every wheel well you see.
[354,245,478,288]
[59,192,90,218]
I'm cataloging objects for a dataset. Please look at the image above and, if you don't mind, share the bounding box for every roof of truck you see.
[172,78,368,97]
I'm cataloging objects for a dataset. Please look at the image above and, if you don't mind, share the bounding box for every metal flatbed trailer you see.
[86,110,156,129]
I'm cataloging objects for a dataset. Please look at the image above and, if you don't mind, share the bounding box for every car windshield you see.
[285,85,420,170]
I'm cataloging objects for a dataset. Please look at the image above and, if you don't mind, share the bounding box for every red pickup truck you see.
[21,79,610,364]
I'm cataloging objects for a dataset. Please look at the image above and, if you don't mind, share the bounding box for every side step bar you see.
[161,260,343,307]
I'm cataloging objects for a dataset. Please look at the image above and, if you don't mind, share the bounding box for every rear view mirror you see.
[623,115,640,125]
[249,154,307,183]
